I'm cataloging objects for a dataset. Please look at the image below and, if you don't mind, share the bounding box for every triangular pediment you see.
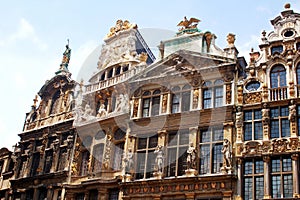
[130,49,236,84]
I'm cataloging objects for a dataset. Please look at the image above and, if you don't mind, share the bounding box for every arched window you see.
[270,65,286,88]
[50,91,60,115]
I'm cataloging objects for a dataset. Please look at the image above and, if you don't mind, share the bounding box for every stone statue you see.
[221,139,232,168]
[186,143,197,169]
[124,148,134,174]
[162,95,168,113]
[235,106,243,128]
[97,102,107,118]
[154,145,164,173]
[289,102,296,122]
[226,33,236,47]
[82,104,94,120]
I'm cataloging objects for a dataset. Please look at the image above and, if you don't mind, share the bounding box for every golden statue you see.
[139,52,148,63]
[177,16,200,30]
[106,19,137,38]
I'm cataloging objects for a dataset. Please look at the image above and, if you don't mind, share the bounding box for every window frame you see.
[270,106,290,139]
[202,80,224,109]
[244,109,263,141]
[199,127,223,174]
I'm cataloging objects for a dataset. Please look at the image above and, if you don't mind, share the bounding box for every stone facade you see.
[3,4,300,200]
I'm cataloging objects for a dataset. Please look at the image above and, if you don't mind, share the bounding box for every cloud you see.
[0,18,47,50]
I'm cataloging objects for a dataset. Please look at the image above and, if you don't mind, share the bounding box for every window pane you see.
[203,89,212,109]
[244,111,252,121]
[271,159,280,172]
[213,129,223,141]
[178,147,187,176]
[166,148,176,177]
[136,152,145,179]
[271,108,279,118]
[281,107,289,116]
[282,158,292,172]
[272,175,281,198]
[244,161,252,175]
[151,96,160,116]
[201,130,210,143]
[283,175,293,197]
[212,144,222,173]
[244,178,253,200]
[244,123,252,141]
[270,120,279,138]
[200,145,210,174]
[142,98,150,117]
[182,91,191,112]
[255,160,263,174]
[214,87,223,107]
[179,131,189,145]
[254,110,262,119]
[255,176,264,199]
[281,119,290,137]
[149,136,158,148]
[172,94,180,113]
[254,122,263,140]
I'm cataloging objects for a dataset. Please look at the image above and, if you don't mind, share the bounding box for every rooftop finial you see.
[176,17,201,36]
[33,94,38,107]
[284,3,291,9]
[56,40,71,75]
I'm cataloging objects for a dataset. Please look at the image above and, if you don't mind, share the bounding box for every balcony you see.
[85,65,147,93]
[269,86,288,101]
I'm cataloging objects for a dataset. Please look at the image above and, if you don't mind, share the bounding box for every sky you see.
[0,0,299,150]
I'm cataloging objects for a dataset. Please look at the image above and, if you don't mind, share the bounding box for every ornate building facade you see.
[5,3,300,200]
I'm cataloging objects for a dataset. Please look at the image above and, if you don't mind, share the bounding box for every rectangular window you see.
[270,107,290,138]
[244,110,263,141]
[172,94,180,113]
[203,89,212,109]
[151,96,160,116]
[199,127,223,174]
[92,144,104,172]
[166,130,189,177]
[136,135,158,179]
[271,157,293,198]
[30,153,40,176]
[113,142,124,171]
[142,98,150,117]
[243,159,264,200]
[214,86,223,107]
[109,189,119,200]
[182,91,191,112]
[44,150,53,173]
[80,151,90,176]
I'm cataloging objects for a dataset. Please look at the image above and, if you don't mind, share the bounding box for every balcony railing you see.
[85,65,146,93]
[269,86,288,101]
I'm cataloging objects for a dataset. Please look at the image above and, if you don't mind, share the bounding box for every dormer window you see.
[283,29,295,38]
[271,45,283,55]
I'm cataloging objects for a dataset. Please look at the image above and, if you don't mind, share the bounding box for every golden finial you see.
[284,3,291,9]
[33,95,38,107]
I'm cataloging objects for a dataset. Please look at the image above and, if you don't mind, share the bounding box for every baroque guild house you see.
[4,3,300,200]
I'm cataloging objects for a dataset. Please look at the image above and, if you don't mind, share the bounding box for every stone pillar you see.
[263,156,271,199]
[199,87,203,109]
[236,158,243,200]
[33,188,39,200]
[292,154,299,197]
[166,92,171,114]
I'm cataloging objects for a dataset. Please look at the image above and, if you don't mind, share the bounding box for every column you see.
[263,156,271,199]
[166,92,171,114]
[292,154,299,197]
[137,98,142,118]
[236,158,243,200]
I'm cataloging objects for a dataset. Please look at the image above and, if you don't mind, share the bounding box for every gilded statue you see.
[106,19,137,38]
[177,16,200,31]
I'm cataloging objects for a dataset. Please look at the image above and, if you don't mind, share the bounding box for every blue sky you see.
[0,0,298,150]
